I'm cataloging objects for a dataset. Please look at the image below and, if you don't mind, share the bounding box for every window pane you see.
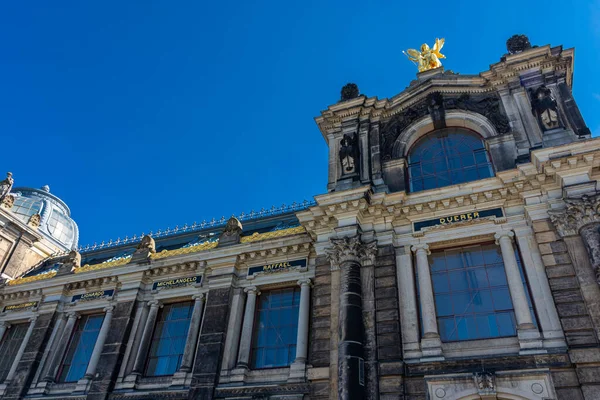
[418,243,537,342]
[251,287,300,369]
[58,314,105,382]
[0,324,29,381]
[408,129,494,192]
[145,302,193,377]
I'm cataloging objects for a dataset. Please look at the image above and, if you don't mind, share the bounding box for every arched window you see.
[408,129,493,192]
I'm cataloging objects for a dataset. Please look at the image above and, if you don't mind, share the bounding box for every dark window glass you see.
[0,324,29,381]
[408,129,493,192]
[251,288,300,369]
[58,314,104,382]
[417,243,536,342]
[145,302,193,377]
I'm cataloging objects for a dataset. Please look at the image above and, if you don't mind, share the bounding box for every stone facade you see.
[0,36,598,400]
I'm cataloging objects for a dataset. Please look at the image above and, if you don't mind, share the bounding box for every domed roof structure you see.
[10,185,79,249]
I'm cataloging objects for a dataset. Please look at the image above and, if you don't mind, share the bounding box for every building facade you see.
[0,35,598,400]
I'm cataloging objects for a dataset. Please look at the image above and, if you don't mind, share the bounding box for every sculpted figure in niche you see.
[530,85,561,131]
[339,133,359,175]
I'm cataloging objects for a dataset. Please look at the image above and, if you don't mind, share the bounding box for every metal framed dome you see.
[10,186,79,250]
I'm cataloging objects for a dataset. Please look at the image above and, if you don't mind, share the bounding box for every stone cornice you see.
[300,138,600,241]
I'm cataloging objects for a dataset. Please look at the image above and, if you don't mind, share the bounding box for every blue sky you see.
[1,1,598,246]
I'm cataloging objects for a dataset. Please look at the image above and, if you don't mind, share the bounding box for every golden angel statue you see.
[404,38,446,72]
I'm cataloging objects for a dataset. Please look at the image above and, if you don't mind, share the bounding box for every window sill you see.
[442,336,519,358]
[114,371,191,391]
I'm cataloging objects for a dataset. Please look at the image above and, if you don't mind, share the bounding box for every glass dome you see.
[10,186,79,250]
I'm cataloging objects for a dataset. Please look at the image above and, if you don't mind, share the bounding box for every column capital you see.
[66,311,80,320]
[494,230,515,244]
[192,293,205,301]
[244,286,260,296]
[29,315,38,323]
[548,193,600,238]
[0,321,11,329]
[327,234,377,265]
[147,300,161,308]
[104,305,115,313]
[411,243,430,255]
[297,279,312,288]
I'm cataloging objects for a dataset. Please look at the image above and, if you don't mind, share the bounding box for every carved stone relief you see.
[548,193,600,281]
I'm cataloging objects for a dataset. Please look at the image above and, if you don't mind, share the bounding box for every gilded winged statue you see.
[404,38,446,72]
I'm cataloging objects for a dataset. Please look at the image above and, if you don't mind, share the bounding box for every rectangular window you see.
[145,302,193,377]
[0,323,29,381]
[418,243,536,342]
[251,288,300,369]
[58,314,104,382]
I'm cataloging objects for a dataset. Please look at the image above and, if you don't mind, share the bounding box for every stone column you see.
[44,312,79,382]
[119,301,149,378]
[411,244,443,358]
[0,321,10,343]
[327,235,377,400]
[83,306,114,379]
[6,315,37,381]
[236,286,260,369]
[35,315,65,383]
[395,246,420,359]
[131,300,161,375]
[178,294,205,373]
[495,232,535,328]
[495,231,542,353]
[294,279,312,364]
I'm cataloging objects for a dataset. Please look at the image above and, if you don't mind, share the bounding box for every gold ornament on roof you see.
[404,38,446,72]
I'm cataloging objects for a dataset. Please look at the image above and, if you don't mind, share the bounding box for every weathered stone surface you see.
[556,387,585,400]
[552,369,581,387]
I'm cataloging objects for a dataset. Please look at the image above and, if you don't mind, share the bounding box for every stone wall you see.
[2,313,54,400]
[189,287,232,400]
[87,300,135,400]
[374,245,403,399]
[308,254,331,400]
[533,219,600,399]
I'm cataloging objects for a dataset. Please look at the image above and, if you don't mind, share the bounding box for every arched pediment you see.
[380,92,510,161]
[392,109,500,160]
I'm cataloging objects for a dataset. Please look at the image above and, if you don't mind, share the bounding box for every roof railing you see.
[77,200,316,253]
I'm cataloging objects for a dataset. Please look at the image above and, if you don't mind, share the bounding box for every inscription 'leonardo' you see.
[413,208,504,232]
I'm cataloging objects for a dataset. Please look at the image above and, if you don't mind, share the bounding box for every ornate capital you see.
[411,243,430,255]
[548,194,600,237]
[66,311,80,320]
[147,300,161,308]
[297,279,312,288]
[473,372,496,396]
[192,293,205,302]
[494,230,514,244]
[326,235,377,266]
[244,286,260,296]
[103,305,115,313]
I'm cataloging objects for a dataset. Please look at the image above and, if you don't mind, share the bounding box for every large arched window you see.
[408,128,493,192]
